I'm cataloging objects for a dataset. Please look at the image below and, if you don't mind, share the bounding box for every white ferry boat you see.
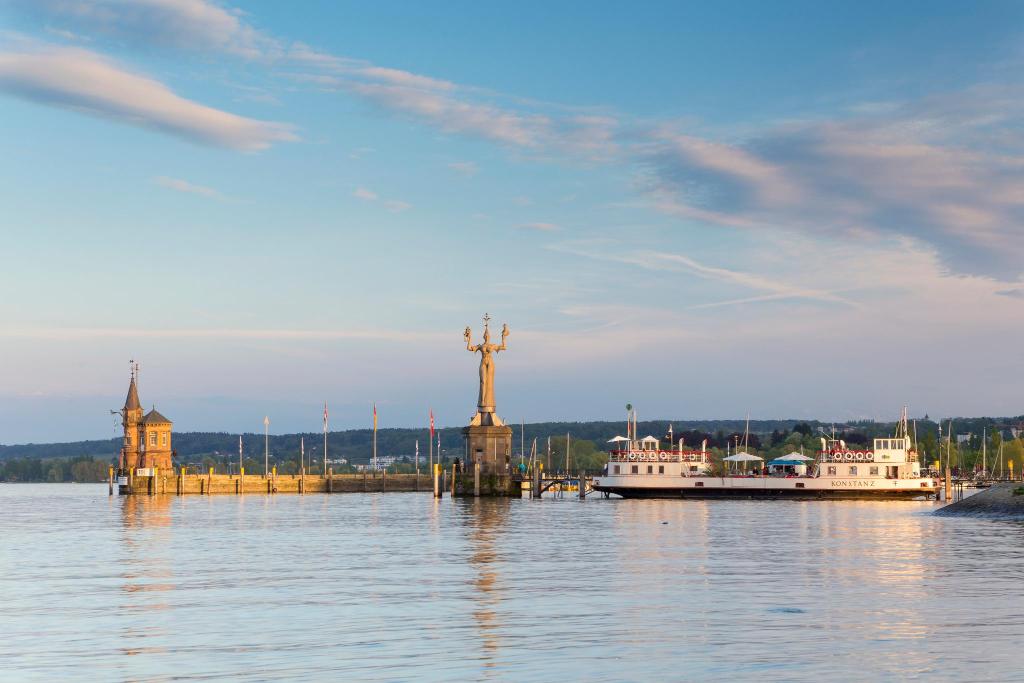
[593,410,938,500]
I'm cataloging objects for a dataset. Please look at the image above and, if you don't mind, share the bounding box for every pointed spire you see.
[124,378,141,411]
[124,362,141,412]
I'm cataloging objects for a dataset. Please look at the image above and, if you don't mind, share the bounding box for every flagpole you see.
[373,403,378,471]
[238,435,242,475]
[415,440,420,475]
[429,409,434,477]
[300,437,305,475]
[264,416,270,477]
[323,402,328,478]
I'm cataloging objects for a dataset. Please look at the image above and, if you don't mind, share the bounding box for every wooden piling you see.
[328,467,333,494]
[579,471,586,499]
[108,467,114,496]
[433,463,441,498]
[944,467,952,502]
[474,462,481,497]
[450,465,456,496]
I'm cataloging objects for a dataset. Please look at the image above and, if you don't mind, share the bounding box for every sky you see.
[1,0,1023,443]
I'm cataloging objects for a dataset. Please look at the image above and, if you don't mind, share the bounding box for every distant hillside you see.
[2,416,1021,464]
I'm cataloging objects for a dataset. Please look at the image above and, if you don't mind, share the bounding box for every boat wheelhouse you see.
[605,433,712,479]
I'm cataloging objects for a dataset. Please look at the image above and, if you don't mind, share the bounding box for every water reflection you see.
[460,499,511,675]
[118,495,175,658]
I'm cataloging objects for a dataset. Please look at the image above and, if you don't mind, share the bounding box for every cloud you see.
[155,175,222,199]
[353,186,410,212]
[448,161,478,177]
[0,46,297,151]
[996,288,1024,299]
[639,98,1024,278]
[548,240,850,307]
[19,0,278,60]
[519,222,560,232]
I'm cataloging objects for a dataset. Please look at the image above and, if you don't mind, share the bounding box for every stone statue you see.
[464,314,509,414]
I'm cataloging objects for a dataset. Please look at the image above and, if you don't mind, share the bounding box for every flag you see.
[323,402,328,431]
[429,409,435,439]
[373,403,377,431]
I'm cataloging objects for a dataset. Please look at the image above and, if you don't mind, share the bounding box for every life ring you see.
[628,454,637,461]
[843,452,854,462]
[660,453,668,461]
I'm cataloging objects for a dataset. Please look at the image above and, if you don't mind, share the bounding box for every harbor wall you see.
[119,471,431,495]
[935,482,1024,517]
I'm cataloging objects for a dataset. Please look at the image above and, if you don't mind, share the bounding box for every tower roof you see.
[143,408,172,425]
[124,377,141,411]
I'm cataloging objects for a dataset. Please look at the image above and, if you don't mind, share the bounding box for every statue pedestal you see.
[458,417,519,497]
[462,422,513,475]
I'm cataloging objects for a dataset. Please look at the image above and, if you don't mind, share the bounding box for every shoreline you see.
[935,482,1024,518]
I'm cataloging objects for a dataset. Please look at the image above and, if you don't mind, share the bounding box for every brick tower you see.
[118,363,173,472]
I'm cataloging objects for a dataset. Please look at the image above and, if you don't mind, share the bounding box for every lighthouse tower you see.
[119,364,144,471]
[118,363,174,472]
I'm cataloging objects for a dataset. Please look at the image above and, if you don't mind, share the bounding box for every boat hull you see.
[592,476,938,500]
[594,485,934,500]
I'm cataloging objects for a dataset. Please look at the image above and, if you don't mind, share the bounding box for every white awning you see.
[772,452,813,462]
[724,452,763,462]
[640,435,660,443]
[607,436,630,443]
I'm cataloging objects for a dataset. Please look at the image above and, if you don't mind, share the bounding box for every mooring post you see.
[433,463,441,498]
[207,466,213,496]
[272,466,276,494]
[108,466,114,496]
[383,468,387,492]
[300,467,305,494]
[328,467,333,493]
[178,466,184,496]
[579,470,586,499]
[450,464,457,496]
[474,461,481,497]
[944,467,952,502]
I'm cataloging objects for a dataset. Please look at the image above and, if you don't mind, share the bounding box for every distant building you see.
[956,433,972,445]
[118,369,173,472]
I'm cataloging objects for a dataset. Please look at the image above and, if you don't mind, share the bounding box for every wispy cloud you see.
[448,161,478,177]
[353,186,411,212]
[19,0,279,60]
[548,240,851,307]
[155,175,222,199]
[519,222,560,232]
[0,45,297,151]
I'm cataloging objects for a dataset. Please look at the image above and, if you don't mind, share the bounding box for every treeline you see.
[0,456,111,483]
[3,417,1021,468]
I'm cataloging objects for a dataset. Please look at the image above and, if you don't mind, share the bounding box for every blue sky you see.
[1,0,1023,442]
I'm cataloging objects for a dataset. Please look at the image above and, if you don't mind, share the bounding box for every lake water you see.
[2,484,1023,682]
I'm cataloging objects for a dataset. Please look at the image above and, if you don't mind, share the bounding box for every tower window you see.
[150,432,157,446]
[161,433,168,447]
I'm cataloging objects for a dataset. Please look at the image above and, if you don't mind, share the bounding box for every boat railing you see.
[608,450,707,463]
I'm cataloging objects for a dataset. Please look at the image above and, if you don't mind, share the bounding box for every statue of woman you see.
[465,322,509,412]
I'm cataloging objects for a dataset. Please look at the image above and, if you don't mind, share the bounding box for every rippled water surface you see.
[2,484,1024,681]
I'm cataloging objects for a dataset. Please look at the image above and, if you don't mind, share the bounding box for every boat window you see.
[827,466,837,476]
[870,466,879,475]
[613,465,620,474]
[658,465,664,474]
[647,465,653,474]
[631,465,638,474]
[849,466,857,475]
